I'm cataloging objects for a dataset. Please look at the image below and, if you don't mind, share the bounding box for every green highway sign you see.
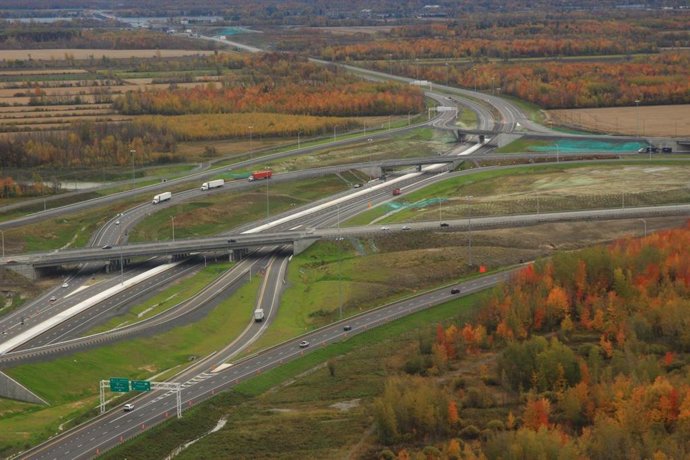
[109,377,130,392]
[130,380,151,392]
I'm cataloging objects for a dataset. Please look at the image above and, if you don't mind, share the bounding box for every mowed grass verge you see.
[0,267,260,454]
[101,293,484,460]
[345,161,690,226]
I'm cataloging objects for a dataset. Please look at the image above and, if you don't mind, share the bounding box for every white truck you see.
[254,308,265,322]
[200,179,224,191]
[152,191,172,204]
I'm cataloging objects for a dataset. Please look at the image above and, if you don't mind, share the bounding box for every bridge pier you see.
[293,237,319,255]
[4,264,38,281]
[231,248,249,261]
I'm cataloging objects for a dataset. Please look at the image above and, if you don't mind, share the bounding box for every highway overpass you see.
[4,203,690,276]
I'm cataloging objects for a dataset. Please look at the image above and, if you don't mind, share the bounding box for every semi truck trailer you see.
[152,191,172,204]
[200,179,224,191]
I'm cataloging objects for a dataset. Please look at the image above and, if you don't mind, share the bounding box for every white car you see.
[299,340,310,348]
[402,225,411,231]
[49,296,57,302]
[115,220,120,225]
[61,282,69,288]
[123,403,134,412]
[380,226,390,231]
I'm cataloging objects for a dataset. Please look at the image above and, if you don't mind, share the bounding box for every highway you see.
[19,267,515,460]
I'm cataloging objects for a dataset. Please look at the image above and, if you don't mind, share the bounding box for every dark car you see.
[228,239,237,243]
[662,147,673,153]
[451,288,461,294]
[440,222,450,228]
[343,325,352,331]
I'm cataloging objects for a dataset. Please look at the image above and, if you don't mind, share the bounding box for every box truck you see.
[200,179,224,191]
[254,308,265,322]
[152,191,172,204]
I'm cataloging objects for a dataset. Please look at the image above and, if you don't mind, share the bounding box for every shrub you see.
[459,425,481,439]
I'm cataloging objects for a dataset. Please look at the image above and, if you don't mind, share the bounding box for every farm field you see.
[549,104,690,137]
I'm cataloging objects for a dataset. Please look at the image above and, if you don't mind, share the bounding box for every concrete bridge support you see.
[0,371,48,404]
[293,237,320,255]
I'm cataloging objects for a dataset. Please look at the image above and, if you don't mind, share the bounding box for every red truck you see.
[248,170,272,181]
[392,188,401,196]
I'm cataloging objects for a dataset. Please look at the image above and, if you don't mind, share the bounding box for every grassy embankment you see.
[0,266,259,456]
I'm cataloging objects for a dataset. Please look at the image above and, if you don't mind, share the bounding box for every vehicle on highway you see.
[61,282,69,288]
[248,170,272,181]
[662,147,673,153]
[402,225,411,231]
[254,308,265,322]
[440,222,450,228]
[115,220,120,225]
[123,403,134,412]
[49,296,57,301]
[343,325,352,331]
[228,239,237,243]
[152,191,172,205]
[299,340,310,348]
[201,179,224,191]
[451,288,461,294]
[102,244,112,249]
[392,188,402,196]
[353,183,362,188]
[380,226,390,231]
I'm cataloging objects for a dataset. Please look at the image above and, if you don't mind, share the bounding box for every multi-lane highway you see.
[4,36,686,460]
[19,267,515,460]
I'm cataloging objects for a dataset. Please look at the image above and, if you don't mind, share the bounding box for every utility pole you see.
[171,216,175,241]
[248,125,253,157]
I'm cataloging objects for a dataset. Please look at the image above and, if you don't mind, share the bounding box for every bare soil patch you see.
[306,26,395,35]
[549,104,690,137]
[1,49,216,60]
[0,69,87,76]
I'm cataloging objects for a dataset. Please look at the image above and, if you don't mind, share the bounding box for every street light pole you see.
[266,180,269,219]
[297,131,300,149]
[638,218,647,237]
[130,149,136,188]
[248,125,253,156]
[1,230,4,258]
[634,99,640,137]
[171,216,175,241]
[467,196,473,267]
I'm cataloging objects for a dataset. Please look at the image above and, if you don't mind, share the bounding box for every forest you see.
[373,224,690,459]
[369,52,690,109]
[113,53,424,117]
[311,15,690,60]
